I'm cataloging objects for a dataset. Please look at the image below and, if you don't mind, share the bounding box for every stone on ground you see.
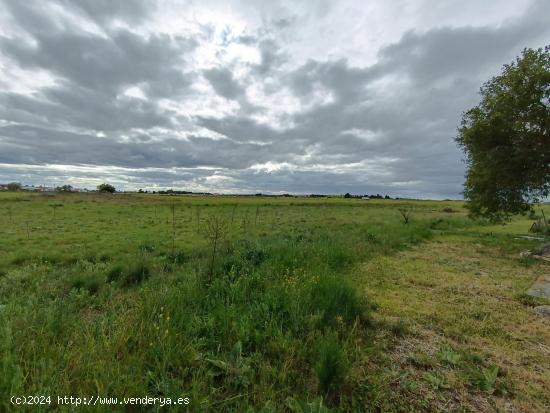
[534,305,550,317]
[526,275,550,299]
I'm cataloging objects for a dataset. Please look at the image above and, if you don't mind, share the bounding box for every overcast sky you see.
[0,0,548,197]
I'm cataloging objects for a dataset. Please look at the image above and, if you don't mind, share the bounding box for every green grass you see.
[0,192,548,412]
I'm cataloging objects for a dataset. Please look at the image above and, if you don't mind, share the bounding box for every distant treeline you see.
[343,193,393,199]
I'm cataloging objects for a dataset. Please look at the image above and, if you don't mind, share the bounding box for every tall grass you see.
[0,194,477,411]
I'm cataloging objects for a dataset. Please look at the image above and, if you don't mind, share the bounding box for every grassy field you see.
[0,192,548,412]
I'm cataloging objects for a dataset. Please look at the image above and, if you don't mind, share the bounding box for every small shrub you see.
[364,232,380,244]
[220,256,245,277]
[106,264,124,283]
[398,208,412,224]
[244,246,267,267]
[122,260,151,286]
[70,274,102,295]
[314,334,348,398]
[308,276,367,329]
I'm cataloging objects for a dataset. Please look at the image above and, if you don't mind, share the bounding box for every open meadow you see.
[1,193,549,412]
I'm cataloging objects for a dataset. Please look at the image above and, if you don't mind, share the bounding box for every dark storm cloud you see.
[0,26,196,97]
[1,87,174,133]
[0,0,548,196]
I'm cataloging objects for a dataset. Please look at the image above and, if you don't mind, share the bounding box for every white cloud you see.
[0,0,548,197]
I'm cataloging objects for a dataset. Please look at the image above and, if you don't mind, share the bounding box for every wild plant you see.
[241,209,249,235]
[49,203,63,224]
[423,371,449,390]
[170,202,176,256]
[469,365,499,394]
[398,208,411,224]
[6,205,13,223]
[255,206,260,226]
[205,215,228,281]
[315,334,348,400]
[196,206,201,233]
[230,204,237,226]
[437,346,461,366]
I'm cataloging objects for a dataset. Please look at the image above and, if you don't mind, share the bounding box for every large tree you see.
[456,46,550,221]
[97,183,116,193]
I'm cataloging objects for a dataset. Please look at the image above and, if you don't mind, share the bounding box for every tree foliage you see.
[97,183,116,193]
[456,46,550,221]
[56,185,73,193]
[7,182,22,191]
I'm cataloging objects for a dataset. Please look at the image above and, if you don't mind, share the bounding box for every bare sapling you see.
[242,209,249,234]
[196,206,201,234]
[49,203,62,224]
[230,204,237,226]
[398,208,411,224]
[6,205,13,223]
[171,202,176,256]
[205,215,228,281]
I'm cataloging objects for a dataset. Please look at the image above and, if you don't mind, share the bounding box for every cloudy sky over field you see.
[0,0,548,197]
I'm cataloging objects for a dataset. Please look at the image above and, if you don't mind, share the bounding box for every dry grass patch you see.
[356,238,550,412]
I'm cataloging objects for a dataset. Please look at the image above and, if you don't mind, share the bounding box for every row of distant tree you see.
[344,193,392,199]
[2,182,116,193]
[4,182,396,199]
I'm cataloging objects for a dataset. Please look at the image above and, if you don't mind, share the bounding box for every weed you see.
[205,215,228,281]
[314,334,348,398]
[287,397,332,413]
[398,208,412,224]
[122,259,151,286]
[70,274,102,295]
[437,346,461,366]
[106,263,124,283]
[388,318,409,337]
[5,205,13,223]
[165,249,187,264]
[139,242,156,253]
[205,341,253,390]
[408,353,437,369]
[423,371,449,390]
[468,365,499,394]
[11,255,29,265]
[307,276,367,329]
